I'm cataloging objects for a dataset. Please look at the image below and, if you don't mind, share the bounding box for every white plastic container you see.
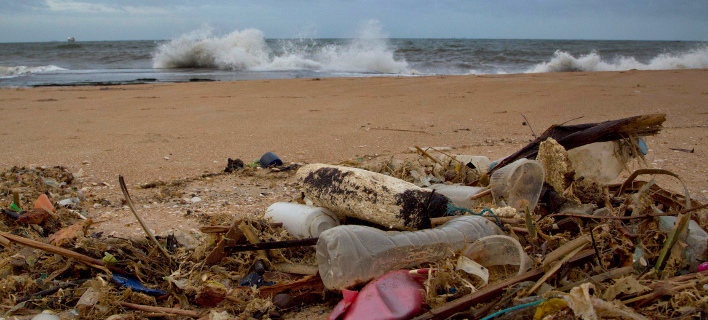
[316,215,502,290]
[489,158,544,211]
[567,141,625,184]
[264,202,340,238]
[429,184,488,208]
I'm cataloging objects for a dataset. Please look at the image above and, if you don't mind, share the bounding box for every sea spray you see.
[151,21,410,74]
[527,45,708,73]
[152,27,270,69]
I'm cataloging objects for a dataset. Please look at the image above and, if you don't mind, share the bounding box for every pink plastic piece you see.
[698,262,708,272]
[328,290,358,320]
[330,270,425,320]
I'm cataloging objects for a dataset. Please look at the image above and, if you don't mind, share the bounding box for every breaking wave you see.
[152,20,410,74]
[0,65,66,78]
[527,46,708,73]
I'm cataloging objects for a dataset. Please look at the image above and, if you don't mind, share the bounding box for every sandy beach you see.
[1,69,707,235]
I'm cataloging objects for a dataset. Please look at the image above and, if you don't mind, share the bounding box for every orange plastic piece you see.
[34,194,56,213]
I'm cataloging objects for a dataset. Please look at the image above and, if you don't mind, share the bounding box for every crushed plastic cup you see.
[462,235,532,276]
[489,158,544,211]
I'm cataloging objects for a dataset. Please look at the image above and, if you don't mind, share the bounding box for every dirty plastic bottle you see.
[316,215,502,290]
[489,158,544,211]
[265,202,340,238]
[429,184,488,208]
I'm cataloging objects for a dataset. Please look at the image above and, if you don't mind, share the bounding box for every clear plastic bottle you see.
[316,215,502,290]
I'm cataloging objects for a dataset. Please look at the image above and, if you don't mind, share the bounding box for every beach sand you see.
[1,69,707,236]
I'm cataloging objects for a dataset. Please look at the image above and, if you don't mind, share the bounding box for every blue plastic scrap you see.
[111,274,167,296]
[239,272,275,288]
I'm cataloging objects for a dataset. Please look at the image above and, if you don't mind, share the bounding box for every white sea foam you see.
[152,20,410,74]
[527,46,708,73]
[0,65,66,78]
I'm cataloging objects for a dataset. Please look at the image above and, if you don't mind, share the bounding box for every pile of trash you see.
[2,113,708,320]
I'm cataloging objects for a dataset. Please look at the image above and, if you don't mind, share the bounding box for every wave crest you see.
[0,65,66,78]
[527,46,708,73]
[152,21,410,74]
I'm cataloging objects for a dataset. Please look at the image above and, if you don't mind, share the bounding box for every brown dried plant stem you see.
[119,301,201,318]
[119,175,173,266]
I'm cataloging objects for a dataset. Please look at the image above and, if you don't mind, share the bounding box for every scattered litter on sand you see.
[2,114,707,320]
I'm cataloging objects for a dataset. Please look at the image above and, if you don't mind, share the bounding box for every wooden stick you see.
[119,175,173,266]
[470,189,492,200]
[119,301,201,318]
[0,234,11,248]
[556,266,634,292]
[542,235,590,270]
[524,245,586,297]
[17,279,88,303]
[226,237,318,252]
[412,250,595,320]
[0,231,125,274]
[414,146,443,165]
[371,127,433,135]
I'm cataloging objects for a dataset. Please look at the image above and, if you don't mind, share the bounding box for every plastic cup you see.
[489,158,544,211]
[462,235,532,276]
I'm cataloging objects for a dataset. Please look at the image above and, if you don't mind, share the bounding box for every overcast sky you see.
[1,0,706,42]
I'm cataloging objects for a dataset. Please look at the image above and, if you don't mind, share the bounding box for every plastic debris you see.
[111,274,167,296]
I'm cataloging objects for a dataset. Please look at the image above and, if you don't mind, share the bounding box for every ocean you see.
[1,27,706,87]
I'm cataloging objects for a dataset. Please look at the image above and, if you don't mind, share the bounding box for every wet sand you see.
[1,69,707,203]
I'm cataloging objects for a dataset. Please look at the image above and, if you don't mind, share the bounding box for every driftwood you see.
[490,113,665,175]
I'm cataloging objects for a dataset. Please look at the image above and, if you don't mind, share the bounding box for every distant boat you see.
[67,37,75,43]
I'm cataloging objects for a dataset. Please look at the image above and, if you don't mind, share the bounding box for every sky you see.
[0,0,706,43]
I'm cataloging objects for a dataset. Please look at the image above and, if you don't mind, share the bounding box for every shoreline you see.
[1,69,706,197]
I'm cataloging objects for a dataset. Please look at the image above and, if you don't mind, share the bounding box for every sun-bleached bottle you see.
[265,202,340,238]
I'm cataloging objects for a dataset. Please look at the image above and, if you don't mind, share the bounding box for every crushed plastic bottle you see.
[316,215,502,290]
